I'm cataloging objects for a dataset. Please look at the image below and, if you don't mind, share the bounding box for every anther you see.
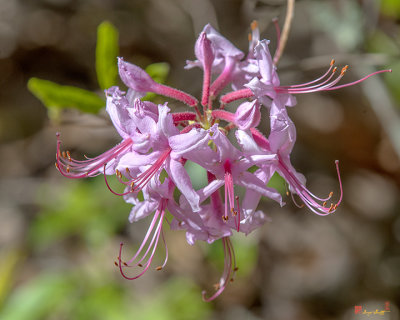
[251,20,258,30]
[328,203,334,212]
[322,201,327,207]
[156,266,163,271]
[234,267,239,272]
[222,216,228,222]
[341,65,349,75]
[329,191,333,198]
[66,166,70,173]
[138,263,143,267]
[123,262,128,267]
[248,33,252,42]
[332,67,337,73]
[114,261,118,267]
[230,278,234,282]
[62,151,67,158]
[66,151,71,161]
[330,59,335,66]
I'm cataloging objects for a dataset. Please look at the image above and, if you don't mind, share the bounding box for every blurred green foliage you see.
[205,234,258,279]
[367,31,400,106]
[96,21,119,91]
[29,177,129,250]
[0,268,210,320]
[0,176,210,320]
[380,0,400,18]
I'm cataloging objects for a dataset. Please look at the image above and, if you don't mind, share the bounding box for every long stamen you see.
[284,66,347,94]
[235,195,241,232]
[278,157,343,215]
[277,64,391,94]
[56,133,133,179]
[202,237,236,302]
[223,160,237,224]
[156,228,169,270]
[104,148,172,196]
[247,20,260,59]
[324,69,391,91]
[279,59,335,89]
[104,166,132,196]
[276,64,343,94]
[131,150,171,192]
[118,200,167,280]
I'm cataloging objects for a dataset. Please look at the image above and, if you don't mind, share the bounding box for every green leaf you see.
[27,78,105,113]
[96,21,119,90]
[143,62,170,101]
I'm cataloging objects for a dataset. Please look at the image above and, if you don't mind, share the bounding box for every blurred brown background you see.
[0,0,399,319]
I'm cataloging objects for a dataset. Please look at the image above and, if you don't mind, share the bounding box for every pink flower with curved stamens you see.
[56,87,151,178]
[245,41,390,108]
[54,20,386,301]
[174,124,281,232]
[241,100,343,215]
[110,104,209,212]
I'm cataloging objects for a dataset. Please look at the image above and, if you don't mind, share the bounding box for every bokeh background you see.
[0,0,399,319]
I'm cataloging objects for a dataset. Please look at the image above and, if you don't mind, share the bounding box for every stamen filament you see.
[202,237,236,302]
[118,199,167,280]
[324,69,391,91]
[56,134,133,179]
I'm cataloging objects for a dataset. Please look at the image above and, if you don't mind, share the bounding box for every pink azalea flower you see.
[240,99,344,215]
[55,20,391,301]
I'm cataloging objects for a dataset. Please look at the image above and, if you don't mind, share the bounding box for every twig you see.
[273,0,295,66]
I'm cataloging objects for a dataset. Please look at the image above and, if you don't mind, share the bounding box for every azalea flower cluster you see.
[56,22,389,300]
